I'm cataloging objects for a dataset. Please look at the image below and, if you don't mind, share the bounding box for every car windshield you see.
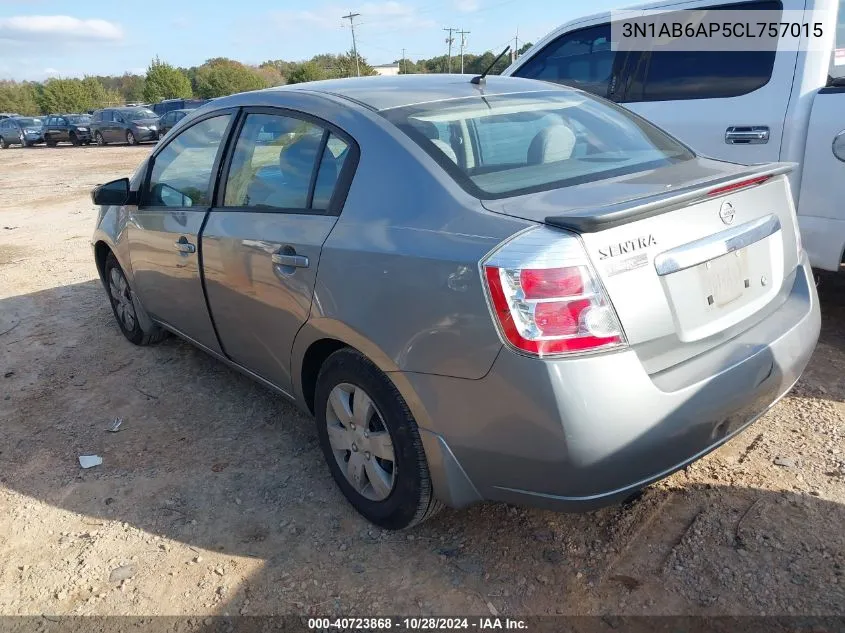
[17,118,41,126]
[124,109,156,121]
[381,90,694,198]
[67,115,90,124]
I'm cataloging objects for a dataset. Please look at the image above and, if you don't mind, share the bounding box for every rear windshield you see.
[382,90,694,199]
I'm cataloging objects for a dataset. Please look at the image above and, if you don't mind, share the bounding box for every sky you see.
[0,0,622,81]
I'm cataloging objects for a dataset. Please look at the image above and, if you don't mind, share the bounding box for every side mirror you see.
[92,178,132,206]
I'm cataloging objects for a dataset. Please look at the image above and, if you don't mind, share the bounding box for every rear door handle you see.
[725,126,770,145]
[271,253,309,268]
[174,237,196,254]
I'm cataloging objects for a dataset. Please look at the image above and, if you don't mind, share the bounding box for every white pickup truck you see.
[504,0,845,270]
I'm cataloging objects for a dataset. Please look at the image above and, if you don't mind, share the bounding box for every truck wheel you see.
[314,348,443,530]
[103,253,167,346]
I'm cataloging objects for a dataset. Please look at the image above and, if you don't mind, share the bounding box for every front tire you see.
[103,253,167,346]
[95,132,106,146]
[0,137,8,149]
[314,348,443,530]
[126,130,136,145]
[70,133,79,146]
[46,139,57,147]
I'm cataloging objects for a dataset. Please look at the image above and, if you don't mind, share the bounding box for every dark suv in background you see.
[157,108,193,137]
[90,107,160,145]
[0,116,44,148]
[43,114,92,146]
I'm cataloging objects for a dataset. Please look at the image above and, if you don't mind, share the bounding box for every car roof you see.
[268,74,572,112]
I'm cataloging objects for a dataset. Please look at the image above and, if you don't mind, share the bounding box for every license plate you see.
[700,249,748,308]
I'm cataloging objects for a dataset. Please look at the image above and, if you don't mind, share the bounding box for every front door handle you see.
[271,252,309,268]
[725,126,770,145]
[174,237,196,254]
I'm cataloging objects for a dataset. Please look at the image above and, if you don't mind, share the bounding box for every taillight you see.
[481,226,626,357]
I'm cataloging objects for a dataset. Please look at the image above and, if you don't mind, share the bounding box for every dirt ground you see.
[0,144,843,619]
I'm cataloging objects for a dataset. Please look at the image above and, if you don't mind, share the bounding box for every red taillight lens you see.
[482,227,625,358]
[520,266,583,299]
[707,175,770,197]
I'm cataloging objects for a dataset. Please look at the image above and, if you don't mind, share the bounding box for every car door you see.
[511,0,796,164]
[56,117,70,143]
[127,109,236,352]
[200,109,358,392]
[107,110,122,142]
[42,117,54,143]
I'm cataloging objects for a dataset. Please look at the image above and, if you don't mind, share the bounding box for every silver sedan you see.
[91,75,820,529]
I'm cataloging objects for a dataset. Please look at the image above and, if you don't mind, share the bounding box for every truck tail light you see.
[481,226,626,357]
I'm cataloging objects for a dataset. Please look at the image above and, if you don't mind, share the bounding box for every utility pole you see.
[512,27,519,63]
[342,11,361,77]
[443,27,456,73]
[401,47,405,74]
[458,29,470,73]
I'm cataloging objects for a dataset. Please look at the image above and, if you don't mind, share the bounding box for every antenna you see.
[470,45,510,85]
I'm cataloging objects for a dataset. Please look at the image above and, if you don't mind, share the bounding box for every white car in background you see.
[504,0,845,271]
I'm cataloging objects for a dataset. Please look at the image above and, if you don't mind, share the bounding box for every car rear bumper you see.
[408,254,820,510]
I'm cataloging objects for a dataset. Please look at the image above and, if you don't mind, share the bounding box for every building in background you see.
[373,64,400,76]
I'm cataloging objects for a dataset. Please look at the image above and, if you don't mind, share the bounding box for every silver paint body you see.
[92,75,820,510]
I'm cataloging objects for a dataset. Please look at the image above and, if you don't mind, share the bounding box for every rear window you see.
[382,90,694,199]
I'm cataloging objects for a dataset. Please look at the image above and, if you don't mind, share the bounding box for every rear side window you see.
[628,0,779,102]
[832,0,845,83]
[514,24,617,98]
[223,113,349,212]
[143,114,232,208]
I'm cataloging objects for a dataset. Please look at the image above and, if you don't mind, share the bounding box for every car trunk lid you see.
[481,158,799,374]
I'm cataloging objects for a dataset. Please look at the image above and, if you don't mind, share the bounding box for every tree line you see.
[0,44,532,117]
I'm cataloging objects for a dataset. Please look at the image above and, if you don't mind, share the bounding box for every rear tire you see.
[0,137,8,149]
[103,253,167,346]
[46,139,57,147]
[95,132,106,146]
[314,348,443,530]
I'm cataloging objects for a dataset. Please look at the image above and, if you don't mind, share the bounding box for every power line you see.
[342,12,361,77]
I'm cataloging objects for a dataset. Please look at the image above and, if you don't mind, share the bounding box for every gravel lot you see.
[0,144,843,618]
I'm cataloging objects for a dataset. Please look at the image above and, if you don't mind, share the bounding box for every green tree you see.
[193,58,267,98]
[37,78,91,114]
[81,76,121,109]
[0,81,41,115]
[143,57,192,103]
[335,50,377,78]
[286,61,327,85]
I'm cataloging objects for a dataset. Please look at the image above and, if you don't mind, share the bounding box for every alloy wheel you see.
[96,132,105,146]
[108,267,137,332]
[325,382,396,501]
[126,131,136,145]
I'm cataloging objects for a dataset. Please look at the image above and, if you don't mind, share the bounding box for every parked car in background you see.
[157,108,192,137]
[0,116,44,148]
[151,98,209,117]
[91,75,819,529]
[42,114,92,146]
[0,113,20,121]
[91,107,160,145]
[504,0,845,271]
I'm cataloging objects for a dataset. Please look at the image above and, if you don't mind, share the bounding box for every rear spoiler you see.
[545,162,796,233]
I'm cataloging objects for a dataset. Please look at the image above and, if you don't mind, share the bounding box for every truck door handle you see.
[174,237,196,254]
[271,252,309,268]
[725,126,770,145]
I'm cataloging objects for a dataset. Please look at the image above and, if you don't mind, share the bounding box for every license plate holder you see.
[700,249,749,308]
